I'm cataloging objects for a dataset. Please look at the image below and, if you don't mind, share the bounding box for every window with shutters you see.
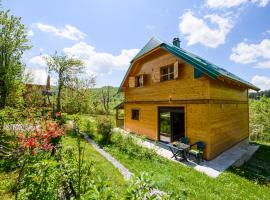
[135,75,144,87]
[160,65,174,82]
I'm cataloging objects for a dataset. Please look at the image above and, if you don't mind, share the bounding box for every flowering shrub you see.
[18,117,65,155]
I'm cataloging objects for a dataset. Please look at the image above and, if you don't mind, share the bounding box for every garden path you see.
[82,133,133,180]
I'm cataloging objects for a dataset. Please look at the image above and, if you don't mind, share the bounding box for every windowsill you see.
[160,79,175,82]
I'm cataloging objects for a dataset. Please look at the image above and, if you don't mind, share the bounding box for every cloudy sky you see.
[3,0,270,90]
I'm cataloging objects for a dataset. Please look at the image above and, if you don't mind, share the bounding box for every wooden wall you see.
[124,103,213,159]
[125,50,210,102]
[122,48,250,160]
[208,103,249,159]
[209,79,248,101]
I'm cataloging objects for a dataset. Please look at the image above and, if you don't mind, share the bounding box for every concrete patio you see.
[114,128,259,178]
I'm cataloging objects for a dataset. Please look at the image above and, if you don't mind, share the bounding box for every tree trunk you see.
[0,80,7,109]
[56,83,62,112]
[56,73,63,112]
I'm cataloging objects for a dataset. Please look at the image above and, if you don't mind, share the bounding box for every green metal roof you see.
[120,37,259,91]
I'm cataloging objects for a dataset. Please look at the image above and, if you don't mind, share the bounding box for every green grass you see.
[105,136,270,200]
[61,136,126,196]
[0,171,17,200]
[0,133,127,199]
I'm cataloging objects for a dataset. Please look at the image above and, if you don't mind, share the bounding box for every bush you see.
[249,97,270,142]
[109,131,160,161]
[96,116,113,145]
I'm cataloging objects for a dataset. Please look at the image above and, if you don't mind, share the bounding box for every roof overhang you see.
[118,38,260,92]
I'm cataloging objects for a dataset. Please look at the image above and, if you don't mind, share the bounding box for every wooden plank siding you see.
[208,103,249,159]
[124,50,210,102]
[122,50,250,160]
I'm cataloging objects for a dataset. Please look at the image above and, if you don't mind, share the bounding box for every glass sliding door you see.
[159,112,171,142]
[158,107,185,143]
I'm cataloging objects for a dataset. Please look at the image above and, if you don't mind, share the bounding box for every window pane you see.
[132,109,139,120]
[162,67,168,75]
[170,65,174,73]
[162,75,168,81]
[160,112,171,136]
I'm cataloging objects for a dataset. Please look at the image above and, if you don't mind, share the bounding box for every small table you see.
[168,142,190,161]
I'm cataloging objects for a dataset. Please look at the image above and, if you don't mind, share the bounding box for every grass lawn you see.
[105,140,270,200]
[61,136,126,196]
[0,171,17,200]
[0,135,127,199]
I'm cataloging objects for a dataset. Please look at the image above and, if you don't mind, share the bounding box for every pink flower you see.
[55,112,61,117]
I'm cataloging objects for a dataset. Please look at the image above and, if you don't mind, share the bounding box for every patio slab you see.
[114,128,259,178]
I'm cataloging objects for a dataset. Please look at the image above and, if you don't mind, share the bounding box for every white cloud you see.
[179,11,233,48]
[206,0,270,9]
[63,42,139,74]
[230,39,270,68]
[27,43,139,84]
[25,68,48,85]
[255,60,270,69]
[251,75,270,90]
[33,23,87,41]
[29,55,48,67]
[27,30,34,37]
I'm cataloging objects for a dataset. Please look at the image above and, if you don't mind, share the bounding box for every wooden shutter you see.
[152,68,160,83]
[129,76,135,88]
[141,74,145,86]
[174,61,179,79]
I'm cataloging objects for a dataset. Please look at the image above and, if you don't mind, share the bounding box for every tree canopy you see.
[0,6,31,108]
[45,53,84,112]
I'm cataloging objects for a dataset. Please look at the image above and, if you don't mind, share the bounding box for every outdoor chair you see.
[179,137,189,144]
[188,141,205,164]
[167,143,184,160]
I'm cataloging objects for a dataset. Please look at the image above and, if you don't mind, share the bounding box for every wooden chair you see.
[188,141,205,164]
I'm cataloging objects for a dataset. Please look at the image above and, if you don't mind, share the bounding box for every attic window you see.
[135,75,144,87]
[160,65,174,81]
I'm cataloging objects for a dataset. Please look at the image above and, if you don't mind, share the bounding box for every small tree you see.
[0,5,31,108]
[45,53,84,112]
[100,86,113,114]
[62,75,96,114]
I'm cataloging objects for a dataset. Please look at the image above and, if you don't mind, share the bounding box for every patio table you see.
[168,142,190,161]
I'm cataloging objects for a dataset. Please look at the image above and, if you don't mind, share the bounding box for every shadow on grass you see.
[229,142,270,186]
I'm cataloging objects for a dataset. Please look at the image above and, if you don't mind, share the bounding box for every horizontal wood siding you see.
[124,103,157,140]
[125,51,210,102]
[122,48,250,160]
[209,79,248,101]
[208,103,249,159]
[124,103,212,160]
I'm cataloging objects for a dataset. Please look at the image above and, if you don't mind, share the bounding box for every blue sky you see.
[3,0,270,90]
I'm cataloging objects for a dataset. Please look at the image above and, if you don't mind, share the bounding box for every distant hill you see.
[249,90,270,99]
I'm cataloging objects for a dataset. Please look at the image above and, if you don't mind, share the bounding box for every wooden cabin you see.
[116,37,259,160]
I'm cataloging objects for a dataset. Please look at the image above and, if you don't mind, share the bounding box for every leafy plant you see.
[109,131,160,162]
[96,116,113,145]
[249,96,270,142]
[0,6,31,108]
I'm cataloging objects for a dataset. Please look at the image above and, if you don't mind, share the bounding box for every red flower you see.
[18,116,65,155]
[55,112,61,117]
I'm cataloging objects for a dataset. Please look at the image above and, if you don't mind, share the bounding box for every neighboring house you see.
[24,75,52,106]
[116,37,259,160]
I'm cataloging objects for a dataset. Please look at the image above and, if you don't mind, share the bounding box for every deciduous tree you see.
[0,4,31,108]
[45,53,84,112]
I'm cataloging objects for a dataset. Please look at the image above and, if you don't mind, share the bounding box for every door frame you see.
[157,106,185,142]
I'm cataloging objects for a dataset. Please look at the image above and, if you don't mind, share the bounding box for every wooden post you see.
[116,109,119,127]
